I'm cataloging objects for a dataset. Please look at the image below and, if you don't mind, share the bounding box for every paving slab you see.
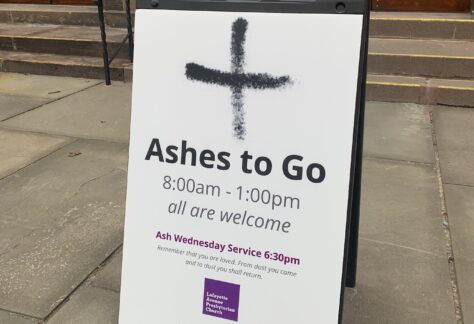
[0,221,34,257]
[0,310,39,324]
[364,102,434,163]
[444,184,474,262]
[433,107,474,186]
[0,128,70,179]
[0,139,127,319]
[46,287,119,324]
[443,184,474,324]
[456,259,474,324]
[343,239,456,324]
[0,72,100,99]
[360,158,445,255]
[91,250,122,293]
[2,82,131,143]
[0,94,50,121]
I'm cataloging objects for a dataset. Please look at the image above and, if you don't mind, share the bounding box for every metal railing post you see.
[125,0,134,62]
[95,0,112,85]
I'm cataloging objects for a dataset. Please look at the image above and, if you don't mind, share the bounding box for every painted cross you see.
[185,18,292,140]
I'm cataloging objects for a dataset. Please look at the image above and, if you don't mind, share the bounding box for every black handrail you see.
[94,0,134,85]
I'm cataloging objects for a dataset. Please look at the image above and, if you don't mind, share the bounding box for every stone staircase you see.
[0,4,133,81]
[368,12,474,107]
[0,5,473,107]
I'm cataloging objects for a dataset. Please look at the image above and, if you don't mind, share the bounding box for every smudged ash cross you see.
[185,18,292,140]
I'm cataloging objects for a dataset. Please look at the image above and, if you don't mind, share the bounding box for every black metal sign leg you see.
[345,86,366,289]
[345,3,369,288]
[96,0,111,85]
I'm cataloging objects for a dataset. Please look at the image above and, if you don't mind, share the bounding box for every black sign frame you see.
[138,0,366,14]
[135,1,370,322]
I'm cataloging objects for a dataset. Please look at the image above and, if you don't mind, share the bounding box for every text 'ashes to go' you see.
[119,0,369,323]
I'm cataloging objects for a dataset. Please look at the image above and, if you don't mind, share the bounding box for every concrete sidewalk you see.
[0,72,472,323]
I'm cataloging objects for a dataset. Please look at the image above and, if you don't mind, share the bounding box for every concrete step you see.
[368,38,474,79]
[1,50,471,106]
[0,5,472,41]
[0,5,472,107]
[370,12,474,41]
[0,23,129,58]
[115,65,474,108]
[0,50,131,81]
[4,24,472,80]
[0,4,132,28]
[367,74,474,107]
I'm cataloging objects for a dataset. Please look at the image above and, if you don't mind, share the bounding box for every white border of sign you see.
[120,3,370,323]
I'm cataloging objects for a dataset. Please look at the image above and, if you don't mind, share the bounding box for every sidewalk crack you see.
[429,110,464,323]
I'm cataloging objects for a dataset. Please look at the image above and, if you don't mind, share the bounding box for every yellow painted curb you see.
[367,81,474,91]
[368,52,474,60]
[438,85,474,91]
[0,35,117,42]
[371,17,474,23]
[366,81,421,87]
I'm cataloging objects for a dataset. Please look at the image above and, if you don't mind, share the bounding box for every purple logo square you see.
[203,278,240,321]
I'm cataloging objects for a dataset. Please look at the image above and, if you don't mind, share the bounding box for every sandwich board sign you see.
[120,0,369,323]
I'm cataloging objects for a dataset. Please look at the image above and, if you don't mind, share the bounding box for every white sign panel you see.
[120,9,363,324]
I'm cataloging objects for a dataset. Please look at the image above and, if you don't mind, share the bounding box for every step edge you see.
[367,81,474,91]
[369,36,474,43]
[437,85,474,91]
[0,34,127,43]
[368,36,474,42]
[0,54,130,68]
[370,17,474,23]
[366,80,422,87]
[367,76,474,90]
[368,52,474,60]
[0,4,97,13]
